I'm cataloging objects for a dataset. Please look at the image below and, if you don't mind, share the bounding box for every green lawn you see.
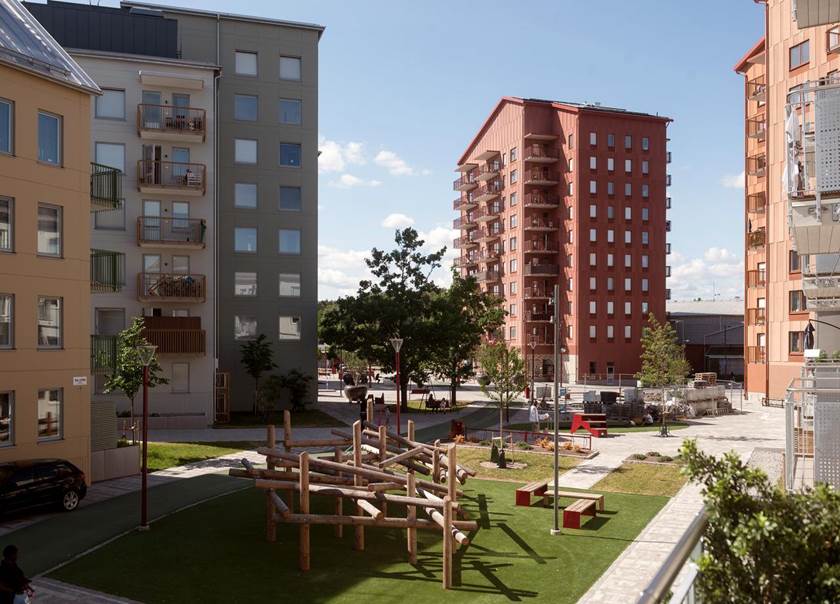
[222,408,346,428]
[51,479,667,603]
[593,462,688,497]
[147,442,257,471]
[456,446,581,483]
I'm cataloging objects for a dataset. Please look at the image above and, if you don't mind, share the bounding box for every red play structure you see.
[569,412,608,438]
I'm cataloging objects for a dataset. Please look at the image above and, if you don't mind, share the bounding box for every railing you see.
[478,248,501,262]
[453,215,477,229]
[475,204,504,221]
[747,229,766,248]
[90,249,125,293]
[748,73,766,101]
[666,220,671,232]
[141,316,206,354]
[748,191,766,213]
[478,225,504,239]
[747,307,766,325]
[137,272,206,302]
[90,334,118,374]
[90,162,122,211]
[747,269,766,287]
[523,193,561,208]
[475,270,502,283]
[527,311,552,322]
[747,153,766,177]
[473,181,503,200]
[524,263,559,275]
[137,160,206,194]
[524,288,551,298]
[453,195,476,210]
[523,168,559,184]
[746,345,767,364]
[452,173,477,191]
[136,216,206,247]
[524,218,556,230]
[137,104,207,140]
[523,240,558,253]
[477,163,500,178]
[523,144,559,161]
[747,116,766,140]
[666,288,671,300]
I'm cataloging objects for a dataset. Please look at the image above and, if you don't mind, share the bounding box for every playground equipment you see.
[230,405,477,589]
[570,412,608,437]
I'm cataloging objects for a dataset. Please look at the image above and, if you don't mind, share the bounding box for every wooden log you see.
[408,419,415,442]
[379,445,427,469]
[367,482,403,492]
[300,452,310,571]
[442,496,453,589]
[252,479,458,510]
[418,488,476,535]
[353,421,364,551]
[283,438,352,448]
[266,425,277,542]
[241,458,257,475]
[334,448,343,538]
[366,398,374,426]
[269,490,290,520]
[275,513,444,530]
[432,440,441,484]
[447,444,457,503]
[378,425,387,464]
[283,410,292,449]
[355,499,384,520]
[407,472,417,564]
[229,468,356,486]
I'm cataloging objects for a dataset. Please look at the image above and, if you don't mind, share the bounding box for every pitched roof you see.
[734,37,765,74]
[0,0,99,93]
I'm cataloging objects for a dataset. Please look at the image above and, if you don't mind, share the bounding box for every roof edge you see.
[69,47,220,70]
[734,37,765,74]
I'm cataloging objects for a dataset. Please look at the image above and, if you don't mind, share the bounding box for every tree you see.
[240,334,276,415]
[428,272,505,407]
[319,228,444,410]
[680,439,840,603]
[103,317,168,441]
[636,313,692,387]
[476,341,526,446]
[263,369,314,413]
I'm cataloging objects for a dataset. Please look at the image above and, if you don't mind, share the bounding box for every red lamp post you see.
[390,337,404,436]
[137,344,157,531]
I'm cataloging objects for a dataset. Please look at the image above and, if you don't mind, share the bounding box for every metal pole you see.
[551,283,561,535]
[395,349,401,436]
[141,364,149,530]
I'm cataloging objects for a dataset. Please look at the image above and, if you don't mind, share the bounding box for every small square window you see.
[642,184,650,198]
[624,183,632,197]
[589,325,596,339]
[607,301,614,315]
[642,255,649,269]
[278,229,301,254]
[510,169,518,183]
[235,139,258,164]
[642,137,650,151]
[642,160,649,175]
[96,89,125,119]
[510,192,518,206]
[510,259,518,273]
[235,51,258,75]
[607,229,615,243]
[279,56,302,81]
[607,277,614,291]
[625,301,632,315]
[279,273,301,297]
[279,99,302,125]
[235,183,257,209]
[607,325,614,339]
[37,388,62,440]
[624,207,632,220]
[624,277,632,292]
[607,181,615,195]
[642,278,649,292]
[625,230,632,244]
[589,228,597,242]
[607,253,614,267]
[234,315,257,340]
[510,281,517,294]
[234,272,257,296]
[279,143,301,167]
[279,186,302,211]
[589,276,597,290]
[642,207,649,221]
[607,133,615,148]
[509,303,517,317]
[642,231,649,245]
[279,315,302,340]
[624,254,632,267]
[589,252,596,266]
[234,94,258,121]
[234,227,257,253]
[589,301,596,314]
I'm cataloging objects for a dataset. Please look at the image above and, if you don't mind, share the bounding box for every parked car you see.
[0,459,87,515]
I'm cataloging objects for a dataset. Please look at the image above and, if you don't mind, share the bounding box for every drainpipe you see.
[763,0,770,404]
[213,14,221,422]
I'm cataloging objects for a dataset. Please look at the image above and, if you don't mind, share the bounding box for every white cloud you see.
[318,245,371,299]
[381,213,415,229]
[330,173,382,189]
[318,138,366,173]
[668,247,744,301]
[374,150,415,176]
[720,171,745,189]
[419,226,459,289]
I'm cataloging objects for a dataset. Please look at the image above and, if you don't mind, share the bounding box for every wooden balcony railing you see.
[747,307,766,325]
[137,160,206,194]
[90,162,122,211]
[141,316,206,355]
[747,269,766,287]
[746,345,766,364]
[137,216,206,247]
[137,272,206,302]
[90,249,125,293]
[137,104,207,140]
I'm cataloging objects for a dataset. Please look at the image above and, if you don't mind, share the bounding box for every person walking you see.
[529,400,540,432]
[0,545,32,604]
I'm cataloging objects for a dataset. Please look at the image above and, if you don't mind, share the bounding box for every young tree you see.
[103,317,168,441]
[636,313,692,387]
[476,341,526,445]
[240,334,276,415]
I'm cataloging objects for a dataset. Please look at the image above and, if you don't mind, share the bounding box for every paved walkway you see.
[31,578,142,603]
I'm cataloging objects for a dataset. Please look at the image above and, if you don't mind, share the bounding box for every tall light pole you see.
[528,334,538,405]
[550,284,563,535]
[390,337,404,436]
[137,343,157,531]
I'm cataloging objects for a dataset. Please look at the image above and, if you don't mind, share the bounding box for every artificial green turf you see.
[51,479,667,603]
[147,442,254,471]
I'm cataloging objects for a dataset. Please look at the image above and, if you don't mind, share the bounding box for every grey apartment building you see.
[28,0,322,417]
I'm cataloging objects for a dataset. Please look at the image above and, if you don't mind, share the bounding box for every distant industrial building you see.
[667,299,744,380]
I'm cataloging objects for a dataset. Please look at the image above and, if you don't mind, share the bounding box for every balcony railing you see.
[453,214,478,230]
[452,173,477,191]
[748,73,766,102]
[137,272,206,302]
[137,216,206,248]
[473,181,504,202]
[137,160,206,195]
[747,116,766,140]
[747,269,766,287]
[524,263,559,275]
[524,287,551,299]
[746,345,767,364]
[524,217,557,230]
[475,204,504,222]
[666,288,671,300]
[478,248,501,262]
[801,253,840,308]
[477,225,504,240]
[476,163,501,181]
[523,144,559,162]
[748,191,766,213]
[453,195,477,211]
[90,334,118,374]
[747,307,766,325]
[523,193,561,208]
[523,168,559,185]
[747,228,766,248]
[137,104,207,141]
[90,162,122,212]
[527,311,552,322]
[141,316,206,355]
[90,249,125,293]
[523,240,558,253]
[476,270,502,283]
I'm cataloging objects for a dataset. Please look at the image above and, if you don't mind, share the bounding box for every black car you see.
[0,459,87,515]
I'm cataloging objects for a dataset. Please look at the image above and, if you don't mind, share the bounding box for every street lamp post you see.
[528,334,538,405]
[390,337,404,436]
[137,344,157,531]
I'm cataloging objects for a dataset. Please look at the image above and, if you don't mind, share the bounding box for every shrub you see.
[631,453,647,460]
[659,455,673,462]
[645,451,661,458]
[516,441,531,450]
[490,443,499,462]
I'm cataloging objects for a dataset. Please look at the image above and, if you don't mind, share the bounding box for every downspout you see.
[763,0,770,403]
[213,14,221,421]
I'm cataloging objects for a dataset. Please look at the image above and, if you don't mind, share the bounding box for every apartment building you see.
[454,97,671,383]
[736,0,840,402]
[0,0,100,477]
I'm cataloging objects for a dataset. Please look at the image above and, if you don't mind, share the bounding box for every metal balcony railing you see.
[747,228,766,248]
[523,168,559,185]
[747,269,766,287]
[801,253,840,309]
[137,160,206,194]
[747,116,766,140]
[473,180,504,202]
[453,195,476,211]
[137,272,206,302]
[746,345,767,364]
[523,193,561,208]
[747,153,766,177]
[748,191,767,213]
[524,287,551,298]
[452,173,477,191]
[90,249,125,293]
[475,270,502,283]
[141,316,206,355]
[524,263,559,275]
[90,162,122,212]
[747,307,766,325]
[137,104,207,140]
[478,225,504,240]
[523,240,558,253]
[524,217,556,230]
[476,163,501,180]
[90,334,118,374]
[748,73,766,102]
[478,248,501,262]
[527,311,552,322]
[136,216,206,247]
[523,144,559,161]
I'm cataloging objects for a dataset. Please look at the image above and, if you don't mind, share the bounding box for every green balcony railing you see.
[91,334,118,374]
[90,249,125,293]
[90,162,123,212]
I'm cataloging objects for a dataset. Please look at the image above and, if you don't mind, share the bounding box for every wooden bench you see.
[541,489,605,511]
[515,479,548,507]
[563,498,597,529]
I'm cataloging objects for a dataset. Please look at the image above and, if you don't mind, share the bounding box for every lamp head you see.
[390,337,404,353]
[138,344,157,367]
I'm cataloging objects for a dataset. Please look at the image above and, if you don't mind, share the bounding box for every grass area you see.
[593,462,688,497]
[223,408,346,428]
[456,446,581,483]
[147,442,258,471]
[506,421,691,434]
[404,399,471,413]
[51,478,668,603]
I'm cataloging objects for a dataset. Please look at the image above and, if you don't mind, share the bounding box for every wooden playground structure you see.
[230,404,478,589]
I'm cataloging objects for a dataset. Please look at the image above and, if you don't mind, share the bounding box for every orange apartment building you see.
[0,0,100,479]
[453,97,671,384]
[737,0,840,402]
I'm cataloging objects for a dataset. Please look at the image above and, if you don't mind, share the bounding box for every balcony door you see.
[141,91,162,128]
[172,147,190,180]
[95,308,125,336]
[172,94,190,120]
[143,200,161,242]
[142,145,162,185]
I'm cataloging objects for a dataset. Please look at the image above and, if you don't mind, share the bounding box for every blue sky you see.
[82,0,765,300]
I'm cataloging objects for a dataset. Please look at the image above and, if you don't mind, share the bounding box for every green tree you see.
[319,228,444,410]
[263,369,314,413]
[429,272,505,406]
[476,341,526,445]
[103,317,168,441]
[240,334,276,415]
[636,313,692,387]
[680,439,840,602]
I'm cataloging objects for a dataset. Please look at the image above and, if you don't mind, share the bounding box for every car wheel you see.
[61,489,80,512]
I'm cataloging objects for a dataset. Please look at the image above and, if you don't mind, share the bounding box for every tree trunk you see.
[498,400,504,449]
[400,378,409,413]
[449,379,457,409]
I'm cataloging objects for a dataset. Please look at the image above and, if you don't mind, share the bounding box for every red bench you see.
[515,480,548,506]
[563,498,597,529]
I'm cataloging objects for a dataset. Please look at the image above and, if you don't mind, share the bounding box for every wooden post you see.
[334,447,343,538]
[352,420,365,551]
[299,452,310,571]
[283,410,292,449]
[407,419,415,442]
[442,495,453,589]
[366,398,374,427]
[407,472,417,564]
[447,444,457,504]
[432,439,441,483]
[378,425,388,516]
[266,425,277,542]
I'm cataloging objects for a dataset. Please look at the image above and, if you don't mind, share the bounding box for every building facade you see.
[454,97,671,383]
[0,0,100,478]
[667,299,745,380]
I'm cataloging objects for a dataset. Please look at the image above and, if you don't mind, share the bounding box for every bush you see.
[631,453,647,460]
[645,451,660,457]
[490,443,499,462]
[515,441,531,450]
[659,455,674,462]
[117,437,130,448]
[478,440,491,447]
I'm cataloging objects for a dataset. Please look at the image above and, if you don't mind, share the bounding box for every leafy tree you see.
[263,369,314,413]
[103,317,168,441]
[429,272,505,407]
[476,341,526,446]
[240,334,276,415]
[680,439,840,603]
[320,228,444,410]
[636,313,692,387]
[340,350,369,383]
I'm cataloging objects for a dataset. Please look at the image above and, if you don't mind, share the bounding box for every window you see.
[279,99,302,125]
[624,277,632,292]
[830,26,840,52]
[510,281,517,294]
[589,228,597,242]
[789,250,801,272]
[624,230,632,244]
[624,325,632,339]
[0,392,11,445]
[234,94,258,121]
[642,160,649,175]
[279,316,301,340]
[607,301,614,315]
[624,254,631,267]
[789,330,805,353]
[279,56,302,81]
[589,252,596,266]
[790,40,810,70]
[0,98,11,154]
[607,325,614,339]
[641,301,649,315]
[642,278,649,292]
[235,183,257,209]
[589,325,596,339]
[568,325,573,339]
[234,272,257,296]
[607,181,615,195]
[569,278,573,291]
[510,169,518,184]
[569,158,574,172]
[234,227,257,253]
[278,229,301,254]
[624,183,632,197]
[37,204,61,257]
[624,207,632,220]
[642,184,649,199]
[510,259,518,273]
[235,51,258,75]
[568,230,573,243]
[37,388,62,440]
[625,159,632,173]
[509,325,517,339]
[279,186,302,211]
[510,192,518,206]
[624,135,632,150]
[607,229,615,243]
[279,273,301,297]
[510,214,517,228]
[589,204,597,218]
[790,290,807,313]
[607,277,614,291]
[607,133,615,148]
[589,156,597,170]
[0,294,11,348]
[589,301,596,314]
[235,139,257,164]
[589,180,597,194]
[37,296,62,348]
[642,231,649,245]
[589,132,597,146]
[509,236,517,251]
[568,133,574,148]
[642,254,649,268]
[642,207,649,221]
[642,137,650,151]
[568,181,574,196]
[234,315,257,340]
[279,143,301,167]
[606,157,614,172]
[94,89,125,120]
[509,303,517,316]
[38,111,61,165]
[510,147,518,162]
[607,253,614,267]
[171,363,190,393]
[95,143,125,172]
[0,197,11,252]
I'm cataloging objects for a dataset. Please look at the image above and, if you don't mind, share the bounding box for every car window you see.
[36,465,60,481]
[0,468,13,485]
[12,468,34,486]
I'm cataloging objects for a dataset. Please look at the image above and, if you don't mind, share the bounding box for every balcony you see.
[137,104,206,143]
[524,287,551,299]
[141,316,206,355]
[477,224,504,242]
[453,213,478,230]
[523,144,559,163]
[524,217,557,231]
[476,162,501,182]
[475,270,502,283]
[137,217,206,249]
[789,198,840,255]
[748,191,767,214]
[524,262,559,276]
[90,163,122,212]
[138,160,206,196]
[523,168,559,186]
[747,269,766,287]
[453,195,477,211]
[90,249,125,293]
[666,288,671,300]
[793,0,840,28]
[473,180,503,203]
[137,272,206,303]
[748,74,766,102]
[527,311,552,322]
[747,116,766,140]
[90,334,118,374]
[523,240,558,254]
[666,220,671,232]
[454,230,480,249]
[524,132,558,142]
[746,345,766,364]
[475,149,500,162]
[476,204,504,222]
[802,253,840,309]
[452,173,478,192]
[747,228,766,249]
[747,307,766,325]
[478,248,501,263]
[666,243,671,254]
[523,193,561,209]
[666,196,672,209]
[666,265,671,277]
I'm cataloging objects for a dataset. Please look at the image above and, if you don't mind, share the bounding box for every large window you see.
[234,272,257,296]
[95,143,125,172]
[0,98,11,154]
[234,227,257,253]
[37,388,62,440]
[38,111,61,165]
[278,315,301,340]
[0,294,11,348]
[0,197,11,252]
[235,139,258,164]
[279,273,301,297]
[790,290,808,313]
[279,143,301,167]
[95,89,125,119]
[789,330,805,354]
[171,363,190,393]
[279,186,302,211]
[234,315,257,340]
[279,56,301,81]
[234,95,258,121]
[0,392,12,446]
[235,183,257,209]
[37,204,61,257]
[278,99,302,125]
[278,229,301,254]
[235,51,258,76]
[37,296,62,348]
[790,40,810,70]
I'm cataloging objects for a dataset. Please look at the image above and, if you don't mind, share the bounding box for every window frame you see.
[234,227,258,254]
[234,182,258,209]
[234,138,258,165]
[37,203,62,258]
[95,89,126,120]
[234,271,258,297]
[278,143,302,168]
[279,273,302,298]
[279,55,302,81]
[278,315,302,341]
[790,40,810,70]
[279,186,302,211]
[789,289,808,313]
[234,50,258,76]
[278,98,302,125]
[37,387,63,441]
[0,196,12,253]
[0,391,13,447]
[0,293,12,349]
[233,94,259,122]
[278,228,302,255]
[234,315,258,341]
[37,296,63,349]
[37,111,62,166]
[789,330,805,354]
[0,97,13,155]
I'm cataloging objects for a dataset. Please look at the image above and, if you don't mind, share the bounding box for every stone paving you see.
[31,578,142,603]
